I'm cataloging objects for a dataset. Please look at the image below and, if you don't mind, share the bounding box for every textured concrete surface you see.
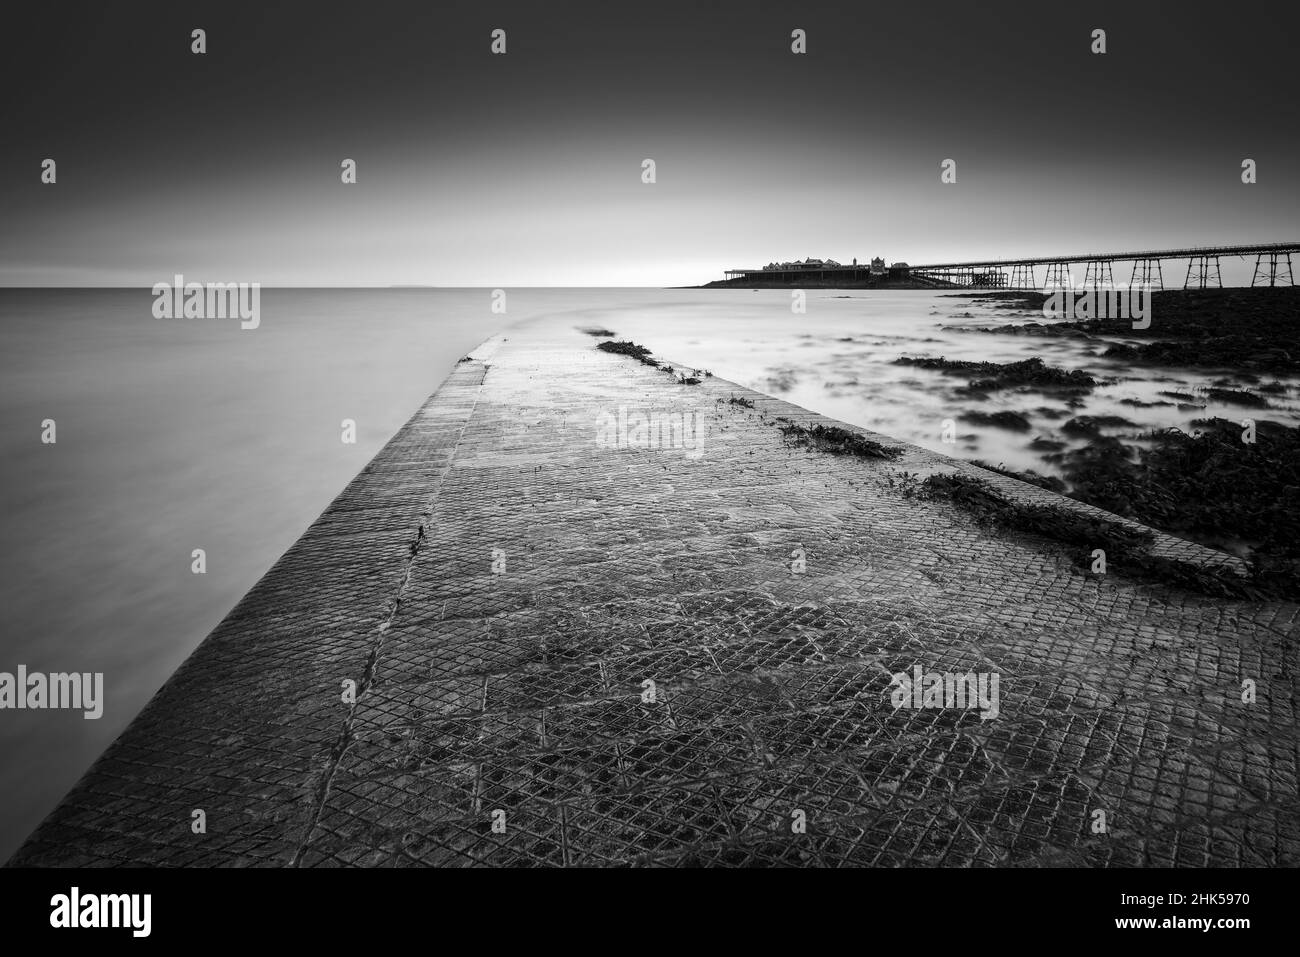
[10,319,1299,867]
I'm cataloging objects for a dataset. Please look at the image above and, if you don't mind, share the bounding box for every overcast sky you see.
[1,0,1297,286]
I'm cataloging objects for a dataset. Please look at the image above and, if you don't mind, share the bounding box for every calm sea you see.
[2,287,1295,860]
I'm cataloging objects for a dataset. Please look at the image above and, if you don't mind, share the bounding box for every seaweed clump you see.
[1055,418,1300,597]
[1060,415,1138,436]
[780,423,902,459]
[1203,388,1269,408]
[959,410,1032,432]
[894,356,1095,394]
[904,472,1262,599]
[1091,290,1300,374]
[597,339,659,367]
[971,461,1066,493]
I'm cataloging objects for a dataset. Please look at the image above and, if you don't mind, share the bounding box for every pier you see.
[10,318,1299,867]
[721,242,1300,289]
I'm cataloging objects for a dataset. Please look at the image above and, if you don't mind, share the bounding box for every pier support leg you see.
[1044,262,1072,289]
[1009,264,1036,288]
[1252,253,1295,287]
[1184,255,1222,289]
[1084,260,1115,289]
[1130,259,1164,290]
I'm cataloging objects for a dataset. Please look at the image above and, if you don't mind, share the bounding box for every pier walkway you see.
[11,318,1299,867]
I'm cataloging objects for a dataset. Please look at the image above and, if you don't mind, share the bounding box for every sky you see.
[1,0,1297,286]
